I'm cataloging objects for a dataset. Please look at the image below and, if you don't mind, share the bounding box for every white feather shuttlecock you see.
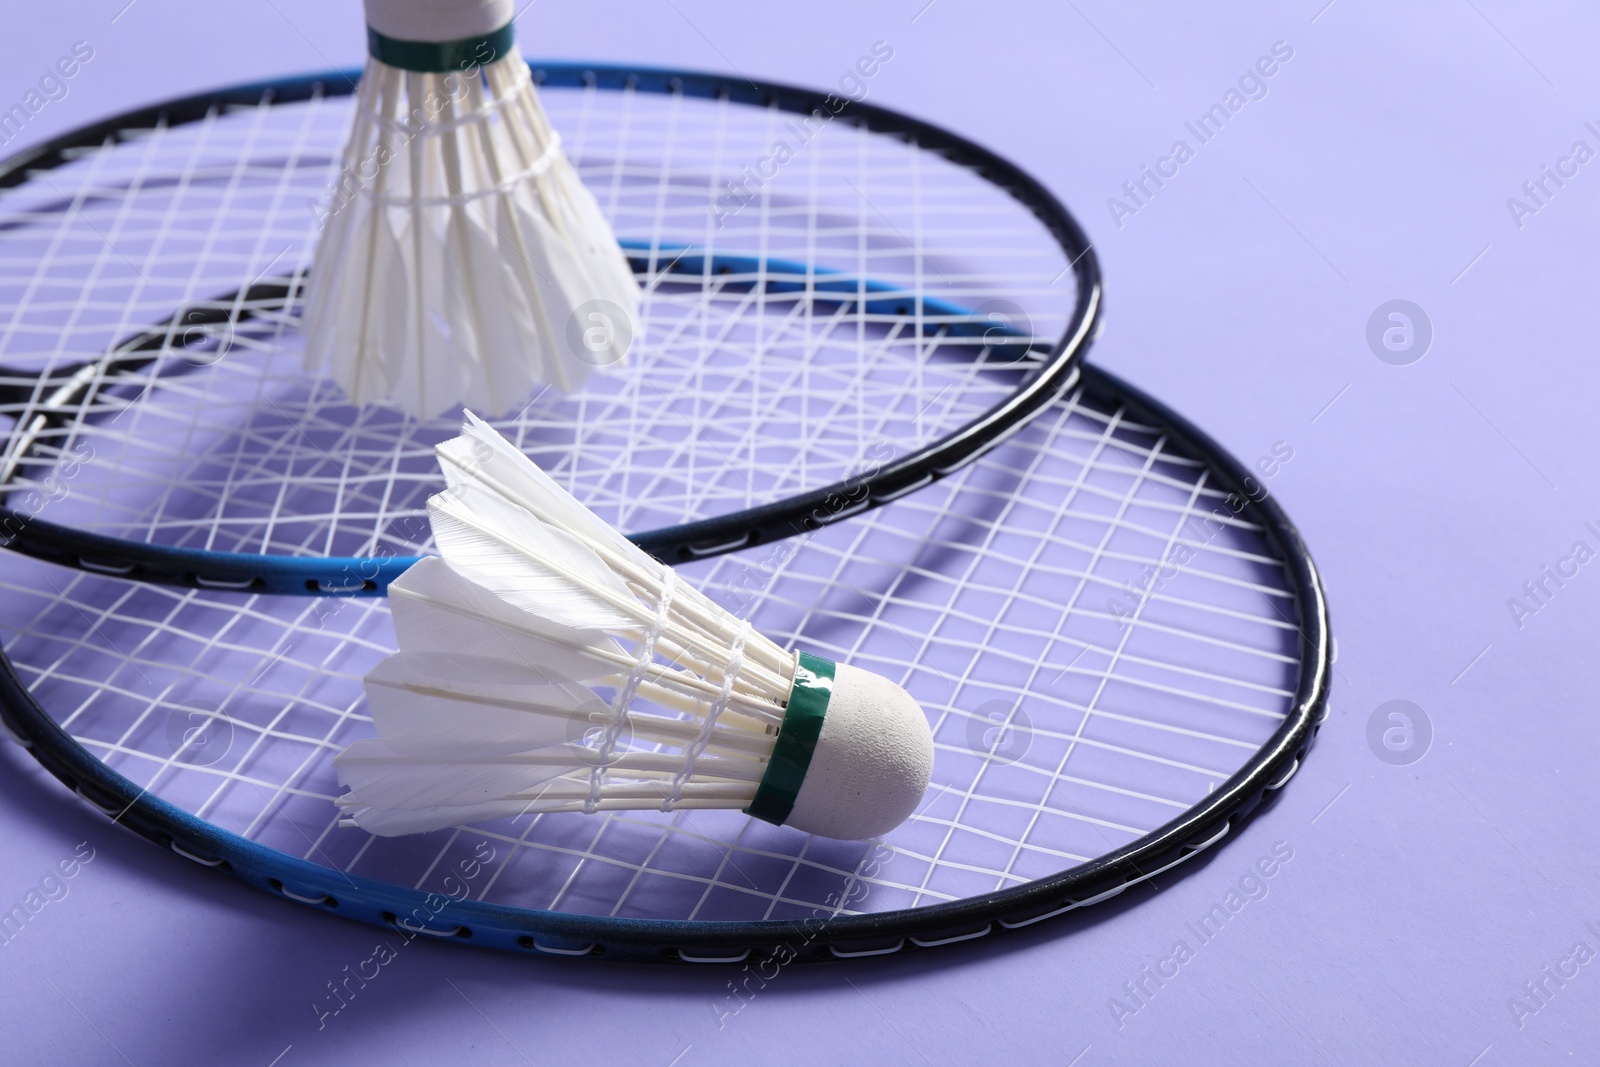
[333,413,934,841]
[303,0,640,420]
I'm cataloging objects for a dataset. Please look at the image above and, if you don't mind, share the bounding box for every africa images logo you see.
[1107,41,1295,229]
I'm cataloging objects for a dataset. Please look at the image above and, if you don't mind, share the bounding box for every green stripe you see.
[366,22,516,73]
[746,652,835,826]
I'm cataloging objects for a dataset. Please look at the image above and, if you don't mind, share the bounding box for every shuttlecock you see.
[334,413,933,840]
[303,0,640,420]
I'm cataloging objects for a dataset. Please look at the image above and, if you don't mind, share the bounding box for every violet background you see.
[1,1,1597,1063]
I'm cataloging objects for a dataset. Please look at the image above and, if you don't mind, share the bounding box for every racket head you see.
[0,363,1327,962]
[0,64,1099,592]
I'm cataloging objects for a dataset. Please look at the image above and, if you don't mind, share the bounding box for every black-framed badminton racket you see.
[0,361,1328,962]
[0,63,1099,595]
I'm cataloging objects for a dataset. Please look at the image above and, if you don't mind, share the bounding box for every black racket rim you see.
[0,61,1102,594]
[0,362,1329,964]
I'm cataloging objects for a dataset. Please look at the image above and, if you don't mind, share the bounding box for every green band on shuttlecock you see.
[366,21,516,73]
[746,652,835,827]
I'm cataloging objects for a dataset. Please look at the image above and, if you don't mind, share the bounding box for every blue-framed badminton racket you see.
[0,360,1328,962]
[0,63,1099,594]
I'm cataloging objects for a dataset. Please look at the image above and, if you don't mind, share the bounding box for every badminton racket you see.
[0,63,1099,594]
[0,362,1328,962]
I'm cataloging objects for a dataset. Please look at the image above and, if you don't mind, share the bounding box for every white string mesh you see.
[0,381,1306,922]
[0,79,1072,552]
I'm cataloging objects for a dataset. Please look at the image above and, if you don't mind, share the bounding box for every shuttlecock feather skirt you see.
[333,556,839,835]
[303,33,640,419]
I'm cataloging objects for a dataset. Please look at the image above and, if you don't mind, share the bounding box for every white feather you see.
[334,738,573,817]
[438,411,640,561]
[364,652,602,757]
[427,482,637,629]
[388,557,623,681]
[338,796,546,838]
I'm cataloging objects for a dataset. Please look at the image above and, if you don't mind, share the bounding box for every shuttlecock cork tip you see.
[749,656,933,841]
[363,0,514,44]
